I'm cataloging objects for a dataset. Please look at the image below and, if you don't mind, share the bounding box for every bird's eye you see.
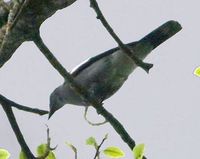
[58,95,64,102]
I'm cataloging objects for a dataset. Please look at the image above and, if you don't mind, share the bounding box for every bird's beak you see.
[48,111,53,119]
[48,107,56,119]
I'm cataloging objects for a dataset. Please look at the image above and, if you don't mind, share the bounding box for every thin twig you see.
[75,148,78,159]
[89,0,153,73]
[84,107,107,126]
[93,135,108,159]
[0,94,49,115]
[1,103,36,159]
[36,126,57,159]
[66,142,77,159]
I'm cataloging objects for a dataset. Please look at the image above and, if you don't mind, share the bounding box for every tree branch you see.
[0,94,49,115]
[33,34,95,105]
[0,93,49,158]
[0,1,77,158]
[9,0,31,31]
[0,0,77,68]
[1,103,36,159]
[89,0,153,73]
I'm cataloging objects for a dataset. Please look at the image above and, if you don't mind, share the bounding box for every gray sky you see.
[0,0,200,158]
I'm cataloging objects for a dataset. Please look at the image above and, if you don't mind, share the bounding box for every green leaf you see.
[37,144,47,157]
[86,137,98,148]
[132,144,145,159]
[194,66,200,77]
[103,146,125,158]
[0,149,10,159]
[19,151,27,159]
[46,152,56,159]
[36,144,56,159]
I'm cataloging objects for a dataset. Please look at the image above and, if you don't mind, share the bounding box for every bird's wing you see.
[71,42,138,77]
[71,47,118,77]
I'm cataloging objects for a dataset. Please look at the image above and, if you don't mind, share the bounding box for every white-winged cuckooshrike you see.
[49,20,182,118]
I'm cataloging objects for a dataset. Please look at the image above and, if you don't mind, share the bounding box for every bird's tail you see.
[139,20,182,49]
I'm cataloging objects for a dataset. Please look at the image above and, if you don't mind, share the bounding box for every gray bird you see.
[49,21,181,118]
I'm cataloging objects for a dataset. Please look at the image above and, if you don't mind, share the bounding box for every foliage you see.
[19,144,56,159]
[0,149,10,159]
[103,146,125,158]
[19,151,27,159]
[1,136,145,158]
[86,137,98,149]
[132,144,145,159]
[37,144,56,159]
[86,135,126,159]
[194,66,200,77]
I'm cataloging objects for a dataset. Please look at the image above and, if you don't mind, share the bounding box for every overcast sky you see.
[0,0,200,158]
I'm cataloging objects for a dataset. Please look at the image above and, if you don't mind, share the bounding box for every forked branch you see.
[89,0,153,73]
[0,94,49,115]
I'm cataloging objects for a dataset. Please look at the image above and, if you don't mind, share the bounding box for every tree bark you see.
[0,0,77,68]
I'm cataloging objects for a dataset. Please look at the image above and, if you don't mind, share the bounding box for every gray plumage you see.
[49,20,182,118]
[49,40,153,117]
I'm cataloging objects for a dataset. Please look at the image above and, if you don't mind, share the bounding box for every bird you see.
[48,21,182,118]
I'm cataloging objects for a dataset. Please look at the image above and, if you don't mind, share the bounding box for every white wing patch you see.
[70,57,91,74]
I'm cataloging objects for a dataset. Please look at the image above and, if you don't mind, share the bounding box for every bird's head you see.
[49,87,66,119]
